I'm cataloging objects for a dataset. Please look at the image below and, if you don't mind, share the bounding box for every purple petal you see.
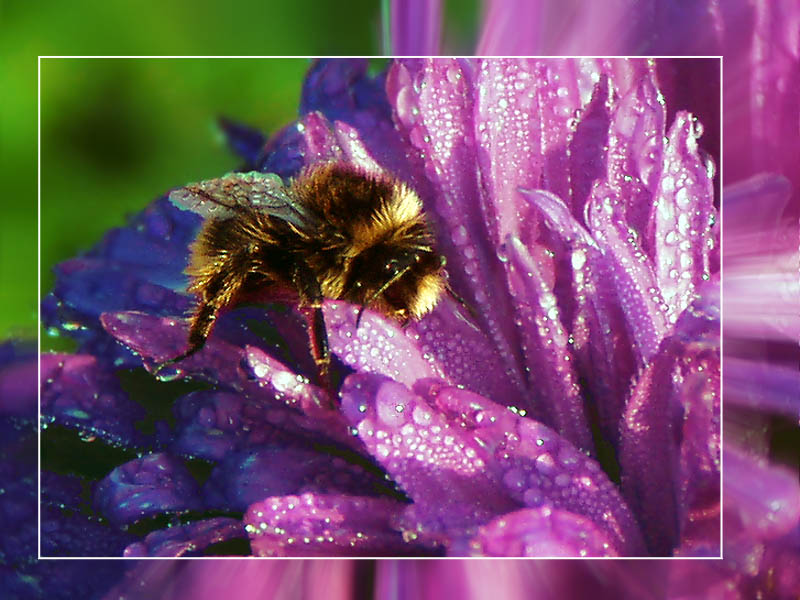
[297,110,389,175]
[40,471,136,556]
[406,300,526,403]
[386,58,527,390]
[651,111,717,320]
[324,299,525,404]
[298,111,345,164]
[341,374,645,555]
[94,452,203,526]
[123,517,245,557]
[586,181,669,362]
[390,0,441,55]
[101,310,246,383]
[611,68,667,187]
[568,76,611,220]
[341,374,517,541]
[618,286,720,555]
[41,353,147,446]
[536,59,645,207]
[244,493,414,556]
[522,189,637,447]
[473,59,543,246]
[502,236,593,452]
[101,311,357,450]
[255,120,307,178]
[607,68,664,241]
[300,59,415,180]
[300,59,390,131]
[41,503,134,557]
[469,506,618,557]
[170,390,300,461]
[323,302,443,384]
[202,445,389,512]
[244,345,356,448]
[217,117,266,169]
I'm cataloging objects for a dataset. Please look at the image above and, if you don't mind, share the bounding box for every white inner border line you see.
[37,55,724,561]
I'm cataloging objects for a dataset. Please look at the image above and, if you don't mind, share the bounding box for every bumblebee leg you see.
[155,268,242,374]
[293,265,333,398]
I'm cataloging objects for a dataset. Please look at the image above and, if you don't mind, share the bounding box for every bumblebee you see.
[162,162,448,389]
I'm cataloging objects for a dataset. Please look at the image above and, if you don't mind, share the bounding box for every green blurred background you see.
[0,0,480,344]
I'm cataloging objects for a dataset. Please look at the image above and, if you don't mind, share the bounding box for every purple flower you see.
[36,55,719,562]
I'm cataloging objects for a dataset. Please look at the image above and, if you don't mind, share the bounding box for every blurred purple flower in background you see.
[0,0,797,598]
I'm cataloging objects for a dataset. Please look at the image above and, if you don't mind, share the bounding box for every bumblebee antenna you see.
[446,282,480,324]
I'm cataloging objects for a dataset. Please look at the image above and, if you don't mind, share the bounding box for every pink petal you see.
[386,58,527,391]
[244,493,414,557]
[651,112,717,321]
[469,506,619,557]
[123,518,245,557]
[619,288,720,555]
[502,236,593,452]
[586,182,669,362]
[341,374,645,555]
[323,300,525,404]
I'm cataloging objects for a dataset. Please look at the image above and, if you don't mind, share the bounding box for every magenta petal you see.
[503,235,593,452]
[341,374,644,555]
[651,111,717,320]
[341,374,517,538]
[607,68,664,239]
[94,453,203,526]
[414,380,645,555]
[586,182,669,362]
[123,517,245,557]
[522,189,636,446]
[323,300,523,404]
[406,300,526,403]
[469,506,618,557]
[323,302,442,385]
[386,58,527,390]
[244,345,358,447]
[244,493,412,556]
[473,59,543,246]
[299,111,345,165]
[619,288,720,555]
[101,310,246,384]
